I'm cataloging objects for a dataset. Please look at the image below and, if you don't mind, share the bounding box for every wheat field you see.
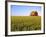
[11,16,41,31]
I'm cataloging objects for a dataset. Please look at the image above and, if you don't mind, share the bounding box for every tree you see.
[30,11,38,16]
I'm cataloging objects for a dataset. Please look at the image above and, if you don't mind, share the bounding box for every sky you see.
[11,5,41,16]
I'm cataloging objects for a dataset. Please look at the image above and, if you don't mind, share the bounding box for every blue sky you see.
[11,5,41,16]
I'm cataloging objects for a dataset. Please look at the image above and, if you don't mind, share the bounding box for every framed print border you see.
[5,1,45,36]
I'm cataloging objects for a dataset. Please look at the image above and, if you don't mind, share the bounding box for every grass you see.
[11,16,41,31]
